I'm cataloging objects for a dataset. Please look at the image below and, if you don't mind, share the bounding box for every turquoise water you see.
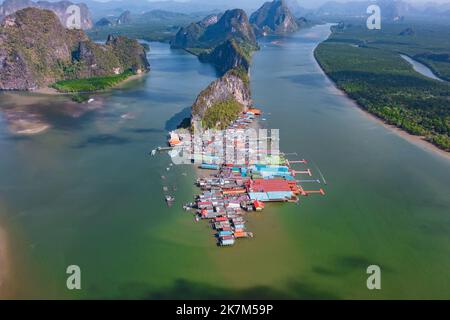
[0,25,449,299]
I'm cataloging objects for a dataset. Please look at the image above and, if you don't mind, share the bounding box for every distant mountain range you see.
[313,0,450,20]
[170,0,307,76]
[83,1,450,26]
[5,0,447,28]
[0,0,93,29]
[82,0,249,20]
[70,0,312,20]
[94,9,131,27]
[172,0,305,50]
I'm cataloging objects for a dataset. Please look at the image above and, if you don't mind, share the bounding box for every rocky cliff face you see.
[173,11,258,130]
[170,13,223,49]
[0,8,85,90]
[250,0,299,35]
[191,67,252,129]
[71,35,149,78]
[199,39,252,76]
[171,9,257,50]
[105,35,150,73]
[201,9,257,48]
[171,9,258,76]
[116,10,131,25]
[199,13,223,28]
[171,20,206,49]
[0,0,93,29]
[0,8,149,90]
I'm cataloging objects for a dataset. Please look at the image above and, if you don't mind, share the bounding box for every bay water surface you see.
[0,24,449,299]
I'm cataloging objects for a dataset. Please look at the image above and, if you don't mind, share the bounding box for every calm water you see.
[400,54,444,82]
[0,25,449,299]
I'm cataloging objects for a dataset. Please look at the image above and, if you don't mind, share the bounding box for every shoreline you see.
[33,73,147,96]
[313,49,450,161]
[354,101,450,160]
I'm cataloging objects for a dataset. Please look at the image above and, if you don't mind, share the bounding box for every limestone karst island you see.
[0,0,449,303]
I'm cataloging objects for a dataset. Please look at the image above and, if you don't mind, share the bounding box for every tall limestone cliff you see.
[199,39,252,76]
[171,9,258,76]
[0,8,149,90]
[175,10,259,130]
[250,0,300,35]
[191,68,252,130]
[0,0,93,29]
[171,9,257,50]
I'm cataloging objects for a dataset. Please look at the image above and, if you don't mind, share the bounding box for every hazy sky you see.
[86,0,450,12]
[110,0,450,11]
[141,0,450,4]
[79,0,450,4]
[2,0,450,9]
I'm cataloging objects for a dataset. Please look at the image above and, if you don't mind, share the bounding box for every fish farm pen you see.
[157,108,326,247]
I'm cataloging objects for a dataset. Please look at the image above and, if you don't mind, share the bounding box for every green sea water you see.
[0,25,449,299]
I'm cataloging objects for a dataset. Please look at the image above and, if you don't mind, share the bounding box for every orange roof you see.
[169,139,181,146]
[253,200,265,208]
[234,232,247,238]
[248,108,262,115]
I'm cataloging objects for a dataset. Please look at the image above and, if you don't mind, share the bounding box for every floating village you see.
[153,107,326,247]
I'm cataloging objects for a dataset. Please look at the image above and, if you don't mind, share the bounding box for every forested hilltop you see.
[315,21,450,151]
[0,7,149,92]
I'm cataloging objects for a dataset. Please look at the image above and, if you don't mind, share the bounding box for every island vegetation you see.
[191,66,252,129]
[315,21,450,151]
[51,70,134,93]
[202,99,243,130]
[0,8,149,92]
